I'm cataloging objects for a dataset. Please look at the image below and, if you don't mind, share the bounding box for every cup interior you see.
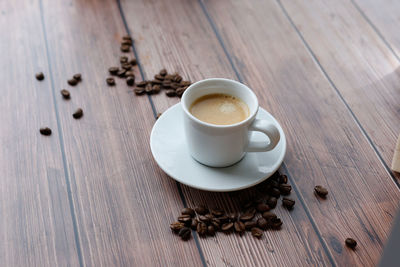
[181,78,258,127]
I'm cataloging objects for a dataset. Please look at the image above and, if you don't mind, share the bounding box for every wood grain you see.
[0,1,80,266]
[39,0,203,265]
[120,0,333,266]
[279,0,400,170]
[201,0,400,266]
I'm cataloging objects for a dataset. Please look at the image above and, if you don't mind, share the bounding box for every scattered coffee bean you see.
[234,221,245,234]
[60,89,70,99]
[251,227,263,239]
[257,218,268,230]
[145,83,153,94]
[120,44,130,52]
[126,76,135,86]
[181,208,195,217]
[176,87,186,97]
[221,222,233,232]
[154,74,164,81]
[211,208,224,217]
[109,67,119,75]
[120,56,128,63]
[122,39,132,46]
[170,221,185,233]
[159,68,167,76]
[178,227,191,241]
[130,58,137,66]
[282,198,295,210]
[198,215,211,224]
[262,211,277,221]
[165,89,176,97]
[191,219,198,230]
[256,203,270,212]
[122,63,132,70]
[207,225,216,236]
[122,35,132,41]
[279,174,288,184]
[314,185,328,198]
[134,87,145,95]
[106,77,115,86]
[35,72,44,81]
[279,184,292,195]
[270,217,283,229]
[117,69,126,78]
[136,81,147,87]
[152,85,161,93]
[72,108,83,119]
[345,238,357,249]
[244,221,257,231]
[39,127,52,136]
[178,214,192,224]
[240,211,255,222]
[73,73,81,81]
[151,79,162,85]
[68,78,78,86]
[125,71,135,78]
[267,197,278,209]
[197,222,207,236]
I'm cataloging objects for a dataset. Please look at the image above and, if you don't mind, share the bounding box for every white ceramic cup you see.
[181,78,280,167]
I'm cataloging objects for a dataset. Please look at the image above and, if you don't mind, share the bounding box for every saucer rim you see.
[150,103,287,192]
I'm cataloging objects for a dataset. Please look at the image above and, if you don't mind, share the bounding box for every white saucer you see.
[150,103,286,192]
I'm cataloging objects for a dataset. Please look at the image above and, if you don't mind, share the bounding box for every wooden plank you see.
[0,1,80,266]
[279,0,400,169]
[120,0,333,266]
[39,0,205,266]
[201,0,400,266]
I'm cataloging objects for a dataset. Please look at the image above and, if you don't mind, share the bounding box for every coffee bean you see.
[205,213,214,220]
[244,221,257,230]
[39,127,52,136]
[60,89,70,99]
[151,79,162,85]
[68,78,78,86]
[256,203,270,212]
[239,211,255,222]
[180,81,191,87]
[262,211,277,221]
[257,218,268,230]
[125,71,135,78]
[134,87,145,95]
[270,217,283,229]
[145,83,153,94]
[165,74,174,80]
[120,56,128,63]
[217,215,229,224]
[106,77,115,86]
[121,40,132,46]
[227,213,237,222]
[221,222,233,232]
[130,58,137,66]
[197,222,207,236]
[279,184,292,195]
[207,225,215,236]
[176,87,186,97]
[117,69,126,78]
[211,208,224,217]
[152,85,161,93]
[234,221,245,234]
[73,73,81,81]
[251,227,263,239]
[194,205,208,215]
[267,197,277,209]
[269,187,281,198]
[314,185,328,198]
[282,198,295,210]
[198,215,211,224]
[126,76,135,86]
[122,63,132,71]
[178,214,192,224]
[136,81,147,87]
[181,208,195,217]
[35,72,44,81]
[345,238,357,249]
[178,227,191,241]
[170,221,185,233]
[159,69,167,76]
[120,44,130,52]
[72,108,83,119]
[170,83,180,90]
[173,75,183,83]
[108,67,119,75]
[122,35,132,41]
[154,74,164,81]
[211,218,221,230]
[165,89,176,97]
[190,219,198,230]
[162,81,171,89]
[279,174,288,184]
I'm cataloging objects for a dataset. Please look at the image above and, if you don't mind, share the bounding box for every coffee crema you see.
[189,93,250,125]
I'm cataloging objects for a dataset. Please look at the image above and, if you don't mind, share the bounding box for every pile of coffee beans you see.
[170,172,294,241]
[133,69,192,97]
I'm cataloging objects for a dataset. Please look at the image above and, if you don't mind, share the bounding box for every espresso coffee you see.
[189,93,250,125]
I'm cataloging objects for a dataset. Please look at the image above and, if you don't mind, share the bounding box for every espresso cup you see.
[181,78,280,167]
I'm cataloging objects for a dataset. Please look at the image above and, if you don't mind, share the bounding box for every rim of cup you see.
[181,78,259,129]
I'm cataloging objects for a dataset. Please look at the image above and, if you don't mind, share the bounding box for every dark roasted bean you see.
[207,225,215,236]
[126,76,135,86]
[314,185,328,198]
[195,205,208,215]
[221,222,233,232]
[106,77,115,86]
[251,227,263,239]
[267,197,277,209]
[170,221,185,233]
[136,81,147,87]
[39,127,52,136]
[145,83,153,94]
[72,108,83,119]
[130,58,137,66]
[211,208,224,217]
[178,214,192,223]
[152,85,161,93]
[257,218,268,230]
[282,198,295,210]
[60,89,70,99]
[120,44,130,52]
[234,221,245,234]
[279,174,288,184]
[191,219,198,230]
[262,211,277,221]
[159,68,167,76]
[121,63,132,71]
[154,74,164,81]
[178,227,191,241]
[165,89,176,97]
[125,71,135,78]
[181,208,195,217]
[198,215,211,224]
[120,56,128,63]
[270,217,283,229]
[279,184,292,195]
[35,72,44,80]
[117,69,126,78]
[197,222,207,236]
[256,203,270,212]
[134,87,145,95]
[244,221,257,231]
[345,238,357,249]
[109,67,119,75]
[68,78,78,86]
[269,187,281,198]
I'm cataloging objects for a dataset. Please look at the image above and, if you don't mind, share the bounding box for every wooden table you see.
[2,0,400,266]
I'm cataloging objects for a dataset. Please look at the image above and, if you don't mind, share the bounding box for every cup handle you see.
[245,119,280,152]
